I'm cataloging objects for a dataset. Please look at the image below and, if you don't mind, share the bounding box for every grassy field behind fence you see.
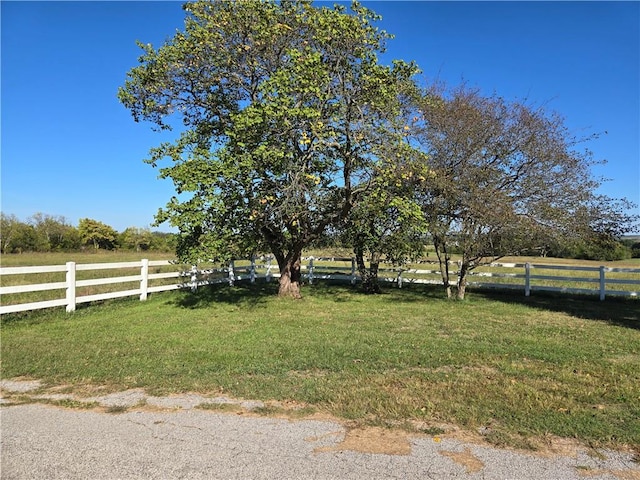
[1,282,639,452]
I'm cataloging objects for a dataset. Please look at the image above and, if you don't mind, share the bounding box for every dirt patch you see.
[2,378,638,464]
[534,435,582,458]
[0,379,43,393]
[576,468,640,480]
[440,447,485,473]
[611,470,640,480]
[88,388,147,408]
[315,426,412,455]
[437,426,610,462]
[305,430,343,444]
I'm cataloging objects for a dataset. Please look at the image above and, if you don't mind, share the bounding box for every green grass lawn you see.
[1,282,639,452]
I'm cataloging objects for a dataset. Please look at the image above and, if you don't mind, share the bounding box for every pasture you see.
[1,276,639,453]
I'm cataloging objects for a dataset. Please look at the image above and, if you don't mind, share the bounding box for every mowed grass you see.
[2,282,639,452]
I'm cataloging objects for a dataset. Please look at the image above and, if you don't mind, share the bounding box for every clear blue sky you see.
[2,1,639,233]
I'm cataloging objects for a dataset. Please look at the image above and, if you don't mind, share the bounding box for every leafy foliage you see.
[77,218,119,250]
[118,2,636,299]
[119,227,153,252]
[1,213,80,253]
[345,142,429,292]
[0,213,176,254]
[119,0,418,296]
[410,83,638,298]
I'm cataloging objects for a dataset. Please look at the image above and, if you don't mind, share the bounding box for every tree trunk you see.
[276,250,303,298]
[367,252,381,294]
[355,246,381,294]
[434,238,452,298]
[456,261,469,300]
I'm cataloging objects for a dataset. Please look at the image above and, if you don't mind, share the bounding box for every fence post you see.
[397,269,403,289]
[266,256,272,283]
[525,263,531,297]
[66,261,76,312]
[228,260,236,286]
[308,257,314,285]
[140,259,149,301]
[190,265,198,292]
[599,266,606,301]
[351,258,357,285]
[250,256,256,283]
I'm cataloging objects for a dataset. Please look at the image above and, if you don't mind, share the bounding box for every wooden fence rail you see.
[1,257,638,315]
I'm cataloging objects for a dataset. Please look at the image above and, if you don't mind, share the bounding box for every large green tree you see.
[119,0,416,297]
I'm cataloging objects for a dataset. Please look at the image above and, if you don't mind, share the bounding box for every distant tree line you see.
[538,236,640,262]
[0,213,176,254]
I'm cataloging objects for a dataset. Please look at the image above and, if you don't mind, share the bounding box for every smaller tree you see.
[149,231,177,252]
[78,218,118,250]
[345,143,428,293]
[119,227,153,252]
[9,223,44,253]
[29,213,80,251]
[413,83,638,299]
[0,213,21,254]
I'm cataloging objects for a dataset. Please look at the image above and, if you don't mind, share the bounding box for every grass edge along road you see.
[1,283,639,454]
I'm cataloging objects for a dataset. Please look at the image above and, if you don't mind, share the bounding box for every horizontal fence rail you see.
[1,257,638,315]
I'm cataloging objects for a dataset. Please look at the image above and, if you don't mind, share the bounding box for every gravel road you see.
[1,380,638,480]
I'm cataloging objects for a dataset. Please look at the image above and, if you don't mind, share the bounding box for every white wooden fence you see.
[389,262,640,300]
[1,260,175,314]
[1,257,638,315]
[305,258,640,300]
[0,258,282,315]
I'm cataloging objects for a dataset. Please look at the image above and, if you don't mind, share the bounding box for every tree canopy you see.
[411,83,638,299]
[119,0,417,297]
[1,213,81,253]
[78,218,119,250]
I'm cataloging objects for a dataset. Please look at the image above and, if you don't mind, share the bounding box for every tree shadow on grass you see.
[170,281,443,309]
[169,281,278,309]
[167,280,639,330]
[348,283,447,302]
[471,288,639,330]
[167,280,439,309]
